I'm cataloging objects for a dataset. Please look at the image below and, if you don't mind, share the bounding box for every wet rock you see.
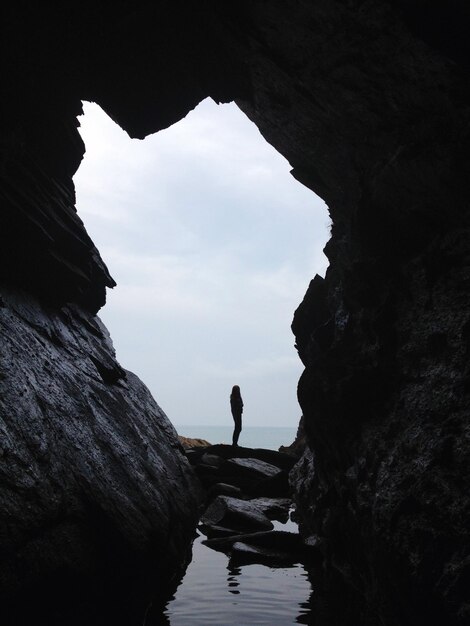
[207,482,244,500]
[225,457,282,480]
[191,447,295,495]
[201,496,274,532]
[198,523,242,539]
[0,288,201,623]
[187,444,297,472]
[203,529,304,554]
[230,541,301,567]
[203,528,322,566]
[245,497,291,522]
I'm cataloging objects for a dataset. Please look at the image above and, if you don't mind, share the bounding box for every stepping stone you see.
[203,529,320,567]
[203,529,304,555]
[201,495,274,532]
[245,497,291,522]
[225,457,282,480]
[207,482,244,499]
[230,541,301,567]
[198,523,242,538]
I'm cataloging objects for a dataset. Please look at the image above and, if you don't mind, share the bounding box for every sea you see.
[174,425,297,451]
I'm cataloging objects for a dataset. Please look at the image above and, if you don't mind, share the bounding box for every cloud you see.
[196,354,300,380]
[74,98,330,426]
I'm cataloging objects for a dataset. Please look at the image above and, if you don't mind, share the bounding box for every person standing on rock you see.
[230,385,243,447]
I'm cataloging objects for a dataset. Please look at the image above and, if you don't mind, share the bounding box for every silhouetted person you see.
[230,385,243,447]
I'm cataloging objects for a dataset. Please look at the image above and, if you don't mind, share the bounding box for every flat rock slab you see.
[201,495,274,532]
[207,482,244,499]
[187,444,297,471]
[198,523,244,538]
[247,497,291,522]
[203,528,323,565]
[203,529,303,553]
[225,457,282,480]
[230,541,301,567]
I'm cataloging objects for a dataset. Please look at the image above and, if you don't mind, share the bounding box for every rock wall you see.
[248,4,470,624]
[2,1,470,624]
[0,288,200,624]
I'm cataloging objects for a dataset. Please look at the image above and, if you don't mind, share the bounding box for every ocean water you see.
[175,425,297,451]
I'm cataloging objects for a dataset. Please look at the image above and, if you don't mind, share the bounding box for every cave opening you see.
[73,97,330,436]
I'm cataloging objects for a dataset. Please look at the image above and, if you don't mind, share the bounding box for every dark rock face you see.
[0,288,200,624]
[3,2,470,625]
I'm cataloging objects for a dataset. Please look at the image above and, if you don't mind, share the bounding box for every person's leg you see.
[232,413,242,446]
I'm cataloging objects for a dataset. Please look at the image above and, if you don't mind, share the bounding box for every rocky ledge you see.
[185,444,318,569]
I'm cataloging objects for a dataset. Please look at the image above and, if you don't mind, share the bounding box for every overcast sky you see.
[73,98,329,428]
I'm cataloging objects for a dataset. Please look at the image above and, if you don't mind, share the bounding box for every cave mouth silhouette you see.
[73,97,330,431]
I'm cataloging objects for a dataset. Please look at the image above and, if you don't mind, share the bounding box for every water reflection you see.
[160,531,313,625]
[227,564,241,594]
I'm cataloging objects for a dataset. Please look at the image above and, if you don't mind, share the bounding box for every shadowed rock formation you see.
[2,2,470,625]
[0,288,201,625]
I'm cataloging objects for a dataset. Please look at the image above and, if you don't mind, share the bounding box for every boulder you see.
[0,289,201,624]
[187,444,298,472]
[206,482,244,500]
[203,529,304,554]
[198,523,242,539]
[244,497,291,522]
[225,457,283,480]
[203,529,322,566]
[200,496,274,532]
[230,541,301,567]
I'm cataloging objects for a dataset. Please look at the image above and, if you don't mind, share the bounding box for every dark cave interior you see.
[1,2,470,624]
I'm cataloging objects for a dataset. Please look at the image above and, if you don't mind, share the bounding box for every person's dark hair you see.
[231,385,241,397]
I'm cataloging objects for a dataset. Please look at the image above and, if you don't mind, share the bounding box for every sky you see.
[73,98,329,428]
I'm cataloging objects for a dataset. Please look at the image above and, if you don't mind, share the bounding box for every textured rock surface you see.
[3,1,470,624]
[225,457,282,480]
[201,495,274,532]
[0,288,201,624]
[178,435,211,449]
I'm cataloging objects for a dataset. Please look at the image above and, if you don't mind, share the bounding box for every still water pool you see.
[162,518,312,625]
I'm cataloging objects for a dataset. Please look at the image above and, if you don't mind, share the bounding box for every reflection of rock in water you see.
[227,564,241,595]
